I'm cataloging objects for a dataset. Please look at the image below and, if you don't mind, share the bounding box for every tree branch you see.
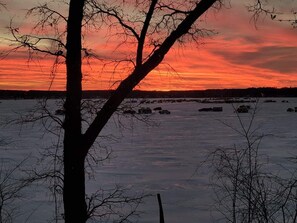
[90,2,140,40]
[27,3,68,30]
[82,0,218,154]
[248,0,297,27]
[8,22,66,58]
[136,0,158,66]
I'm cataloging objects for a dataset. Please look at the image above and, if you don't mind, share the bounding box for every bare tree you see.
[0,138,31,223]
[0,161,31,223]
[209,102,297,223]
[5,0,224,222]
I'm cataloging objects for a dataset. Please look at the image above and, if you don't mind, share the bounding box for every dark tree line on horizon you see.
[1,87,297,99]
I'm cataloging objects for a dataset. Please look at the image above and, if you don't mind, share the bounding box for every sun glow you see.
[1,2,297,91]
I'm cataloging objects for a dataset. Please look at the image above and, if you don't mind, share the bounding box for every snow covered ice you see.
[1,98,297,222]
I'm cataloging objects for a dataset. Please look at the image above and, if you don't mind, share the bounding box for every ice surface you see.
[0,98,297,222]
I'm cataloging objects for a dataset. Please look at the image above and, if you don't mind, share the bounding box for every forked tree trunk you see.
[62,0,217,222]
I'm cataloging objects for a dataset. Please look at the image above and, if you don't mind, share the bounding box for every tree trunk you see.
[63,144,87,223]
[63,0,87,222]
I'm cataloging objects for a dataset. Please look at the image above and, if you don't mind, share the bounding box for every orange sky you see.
[0,1,297,91]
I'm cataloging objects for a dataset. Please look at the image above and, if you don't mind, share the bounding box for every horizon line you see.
[1,87,297,92]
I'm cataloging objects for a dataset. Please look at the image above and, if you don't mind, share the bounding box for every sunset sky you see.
[0,0,297,91]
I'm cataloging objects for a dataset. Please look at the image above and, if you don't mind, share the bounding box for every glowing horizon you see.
[1,1,297,91]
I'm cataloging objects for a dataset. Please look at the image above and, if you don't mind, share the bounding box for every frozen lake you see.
[1,98,297,222]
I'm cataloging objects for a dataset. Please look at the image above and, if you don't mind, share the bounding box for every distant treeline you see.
[1,87,297,99]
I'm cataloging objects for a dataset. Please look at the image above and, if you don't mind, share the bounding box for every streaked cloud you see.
[1,0,297,90]
[213,46,297,74]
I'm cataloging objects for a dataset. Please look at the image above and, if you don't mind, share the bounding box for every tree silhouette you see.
[6,0,222,222]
